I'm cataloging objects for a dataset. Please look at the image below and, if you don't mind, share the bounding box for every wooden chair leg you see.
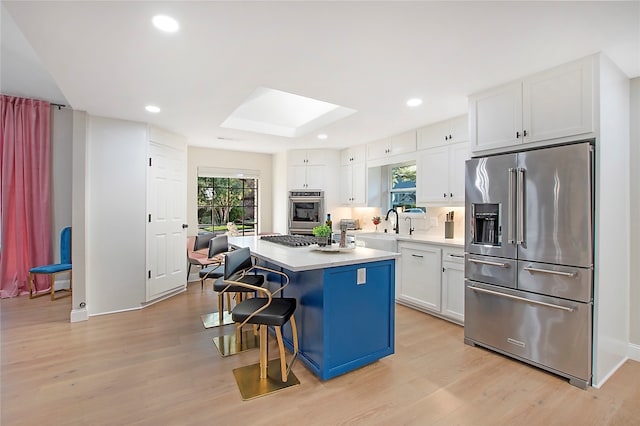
[226,293,232,313]
[29,273,35,299]
[50,274,55,301]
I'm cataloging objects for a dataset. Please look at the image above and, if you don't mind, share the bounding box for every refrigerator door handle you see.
[467,285,576,312]
[517,168,526,245]
[508,168,517,244]
[523,266,577,278]
[468,258,509,268]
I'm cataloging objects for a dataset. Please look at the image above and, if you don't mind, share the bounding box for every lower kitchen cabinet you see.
[397,241,465,325]
[441,248,465,323]
[398,242,442,312]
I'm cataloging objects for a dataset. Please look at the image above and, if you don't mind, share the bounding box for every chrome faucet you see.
[405,216,415,235]
[385,208,399,234]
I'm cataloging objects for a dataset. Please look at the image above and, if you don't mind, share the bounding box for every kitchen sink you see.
[353,232,398,252]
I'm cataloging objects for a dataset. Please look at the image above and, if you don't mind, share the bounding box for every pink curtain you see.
[0,95,52,298]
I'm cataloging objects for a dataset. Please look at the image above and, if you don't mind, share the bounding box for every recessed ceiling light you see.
[406,98,423,107]
[145,105,161,113]
[317,134,328,140]
[152,15,179,33]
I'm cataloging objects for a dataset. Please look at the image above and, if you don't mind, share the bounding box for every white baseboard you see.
[70,307,88,322]
[55,278,71,290]
[592,356,629,388]
[89,305,142,317]
[629,343,640,362]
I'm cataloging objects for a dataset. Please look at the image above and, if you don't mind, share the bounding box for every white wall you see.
[50,107,73,287]
[593,54,631,386]
[630,77,640,347]
[187,147,273,234]
[70,110,88,321]
[272,152,288,234]
[86,116,147,315]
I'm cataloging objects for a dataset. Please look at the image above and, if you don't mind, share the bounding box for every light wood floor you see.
[2,283,639,426]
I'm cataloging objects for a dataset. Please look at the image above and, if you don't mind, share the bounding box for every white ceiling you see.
[2,1,639,154]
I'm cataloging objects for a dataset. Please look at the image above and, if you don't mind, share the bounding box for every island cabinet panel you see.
[277,260,395,380]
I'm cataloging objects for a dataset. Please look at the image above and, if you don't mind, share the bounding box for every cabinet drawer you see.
[443,248,464,264]
[465,254,516,289]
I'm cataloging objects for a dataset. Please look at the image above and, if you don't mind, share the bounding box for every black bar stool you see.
[211,247,265,357]
[224,248,299,400]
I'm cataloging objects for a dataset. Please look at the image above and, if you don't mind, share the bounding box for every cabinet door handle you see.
[448,254,464,259]
[516,131,521,139]
[443,193,448,198]
[411,254,424,258]
[450,193,453,198]
[523,130,528,137]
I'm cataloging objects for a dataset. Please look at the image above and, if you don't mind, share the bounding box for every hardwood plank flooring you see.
[2,283,639,425]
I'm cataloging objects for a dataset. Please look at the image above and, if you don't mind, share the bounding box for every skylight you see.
[221,87,356,138]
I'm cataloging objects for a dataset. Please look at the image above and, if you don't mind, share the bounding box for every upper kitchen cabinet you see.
[340,144,366,166]
[417,114,469,150]
[339,145,367,206]
[469,55,594,153]
[288,149,337,190]
[417,141,468,205]
[340,162,366,205]
[367,130,416,166]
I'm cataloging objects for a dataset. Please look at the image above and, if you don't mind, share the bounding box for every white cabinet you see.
[290,164,325,190]
[417,115,469,150]
[417,141,468,204]
[398,242,442,311]
[288,149,333,190]
[340,162,366,205]
[340,145,366,166]
[469,55,594,153]
[441,248,465,324]
[339,145,367,205]
[367,130,416,162]
[397,241,465,324]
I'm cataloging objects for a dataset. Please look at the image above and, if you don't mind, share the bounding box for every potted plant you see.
[312,224,332,246]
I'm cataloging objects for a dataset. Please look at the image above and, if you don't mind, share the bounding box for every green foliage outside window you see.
[197,177,258,235]
[390,164,418,210]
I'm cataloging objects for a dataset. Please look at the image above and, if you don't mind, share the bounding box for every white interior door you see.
[147,140,187,301]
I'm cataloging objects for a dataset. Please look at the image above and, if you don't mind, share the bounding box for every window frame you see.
[197,175,259,236]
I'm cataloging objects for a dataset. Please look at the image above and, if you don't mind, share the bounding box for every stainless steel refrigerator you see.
[464,141,594,389]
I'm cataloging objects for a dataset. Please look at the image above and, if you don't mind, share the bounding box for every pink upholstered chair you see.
[186,233,219,280]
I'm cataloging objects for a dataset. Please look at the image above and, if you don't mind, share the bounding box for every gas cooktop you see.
[260,235,318,247]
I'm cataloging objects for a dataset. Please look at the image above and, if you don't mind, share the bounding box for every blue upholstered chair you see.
[29,226,72,301]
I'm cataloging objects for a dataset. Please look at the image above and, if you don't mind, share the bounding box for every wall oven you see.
[289,190,324,235]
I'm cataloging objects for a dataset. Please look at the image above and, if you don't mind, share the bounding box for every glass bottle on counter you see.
[325,213,333,245]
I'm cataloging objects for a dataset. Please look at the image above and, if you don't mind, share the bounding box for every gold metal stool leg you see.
[211,294,259,357]
[200,292,234,328]
[232,323,300,400]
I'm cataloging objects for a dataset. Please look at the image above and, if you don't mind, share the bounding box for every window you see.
[389,164,423,212]
[197,176,258,236]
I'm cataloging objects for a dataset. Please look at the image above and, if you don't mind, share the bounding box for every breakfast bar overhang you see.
[228,236,398,380]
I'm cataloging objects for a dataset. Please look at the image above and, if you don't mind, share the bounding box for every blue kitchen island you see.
[228,236,398,380]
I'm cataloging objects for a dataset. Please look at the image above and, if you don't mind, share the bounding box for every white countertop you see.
[228,235,399,272]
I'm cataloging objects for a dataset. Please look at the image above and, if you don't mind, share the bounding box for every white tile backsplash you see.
[346,206,465,239]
